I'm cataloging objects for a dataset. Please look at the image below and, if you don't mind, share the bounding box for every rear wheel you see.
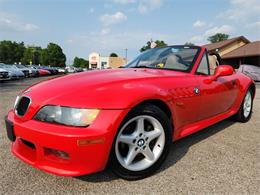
[234,88,253,122]
[109,104,172,180]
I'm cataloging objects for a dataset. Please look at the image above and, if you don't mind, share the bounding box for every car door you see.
[195,51,239,121]
[169,76,201,130]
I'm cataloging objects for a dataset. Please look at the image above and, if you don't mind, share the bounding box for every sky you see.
[0,0,259,64]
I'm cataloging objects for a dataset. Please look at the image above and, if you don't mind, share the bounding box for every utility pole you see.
[125,48,128,62]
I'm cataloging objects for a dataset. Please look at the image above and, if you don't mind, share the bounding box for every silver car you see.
[0,67,10,81]
[238,64,260,82]
[12,64,30,77]
[24,65,40,77]
[0,64,25,79]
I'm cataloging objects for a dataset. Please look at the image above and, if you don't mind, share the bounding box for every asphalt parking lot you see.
[0,76,259,194]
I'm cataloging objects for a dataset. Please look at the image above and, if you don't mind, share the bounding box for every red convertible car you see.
[5,45,255,180]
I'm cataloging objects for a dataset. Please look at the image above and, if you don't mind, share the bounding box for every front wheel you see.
[109,104,172,180]
[234,88,253,122]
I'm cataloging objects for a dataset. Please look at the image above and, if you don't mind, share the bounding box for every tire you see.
[109,104,172,180]
[234,88,253,123]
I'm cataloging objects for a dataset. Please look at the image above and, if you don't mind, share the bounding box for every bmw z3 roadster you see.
[5,45,255,180]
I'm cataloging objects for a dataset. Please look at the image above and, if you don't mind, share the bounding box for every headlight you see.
[34,106,100,127]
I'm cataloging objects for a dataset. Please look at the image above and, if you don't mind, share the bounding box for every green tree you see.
[40,43,66,67]
[110,53,118,57]
[0,41,25,64]
[40,48,49,65]
[73,57,89,68]
[140,40,167,52]
[21,46,42,65]
[207,33,229,43]
[185,42,195,46]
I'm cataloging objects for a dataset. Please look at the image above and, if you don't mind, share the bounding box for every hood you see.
[23,68,187,109]
[0,68,8,72]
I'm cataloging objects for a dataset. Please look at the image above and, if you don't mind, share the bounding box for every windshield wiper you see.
[130,65,150,68]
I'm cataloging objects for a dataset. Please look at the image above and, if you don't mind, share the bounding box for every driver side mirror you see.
[212,65,234,81]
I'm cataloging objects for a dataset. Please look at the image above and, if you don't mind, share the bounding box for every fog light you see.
[44,148,70,160]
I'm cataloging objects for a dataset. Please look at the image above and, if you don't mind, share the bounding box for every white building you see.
[89,52,109,69]
[89,52,127,69]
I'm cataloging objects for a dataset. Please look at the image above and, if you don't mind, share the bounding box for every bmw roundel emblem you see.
[194,87,200,94]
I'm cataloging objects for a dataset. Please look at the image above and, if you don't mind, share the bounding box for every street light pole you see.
[125,48,128,63]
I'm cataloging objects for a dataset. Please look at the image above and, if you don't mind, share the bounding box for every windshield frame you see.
[124,45,201,73]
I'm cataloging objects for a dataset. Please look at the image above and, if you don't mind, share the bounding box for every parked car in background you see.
[65,66,83,73]
[6,69,17,80]
[40,66,59,75]
[0,67,10,81]
[38,69,51,76]
[30,65,53,76]
[24,65,40,77]
[29,65,51,76]
[12,64,30,77]
[0,64,25,79]
[55,67,66,74]
[65,66,77,73]
[76,67,83,72]
[237,64,260,82]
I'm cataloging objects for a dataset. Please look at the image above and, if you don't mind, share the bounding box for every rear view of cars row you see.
[0,63,66,82]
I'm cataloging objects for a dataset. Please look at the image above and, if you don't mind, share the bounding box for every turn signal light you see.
[77,138,104,146]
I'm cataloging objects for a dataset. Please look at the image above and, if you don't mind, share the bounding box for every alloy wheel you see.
[115,115,165,172]
[243,91,252,118]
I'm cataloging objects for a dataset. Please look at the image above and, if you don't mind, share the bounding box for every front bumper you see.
[0,77,10,81]
[0,73,10,81]
[5,109,129,176]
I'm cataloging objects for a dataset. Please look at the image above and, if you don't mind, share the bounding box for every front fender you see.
[94,82,172,109]
[232,73,255,112]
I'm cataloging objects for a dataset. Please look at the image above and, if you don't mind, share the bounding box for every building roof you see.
[202,36,250,52]
[222,41,260,59]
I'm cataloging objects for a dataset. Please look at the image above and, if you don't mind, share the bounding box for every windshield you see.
[15,64,26,68]
[0,64,11,69]
[124,46,200,72]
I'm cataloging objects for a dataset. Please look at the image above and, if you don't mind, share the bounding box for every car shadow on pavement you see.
[76,119,235,182]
